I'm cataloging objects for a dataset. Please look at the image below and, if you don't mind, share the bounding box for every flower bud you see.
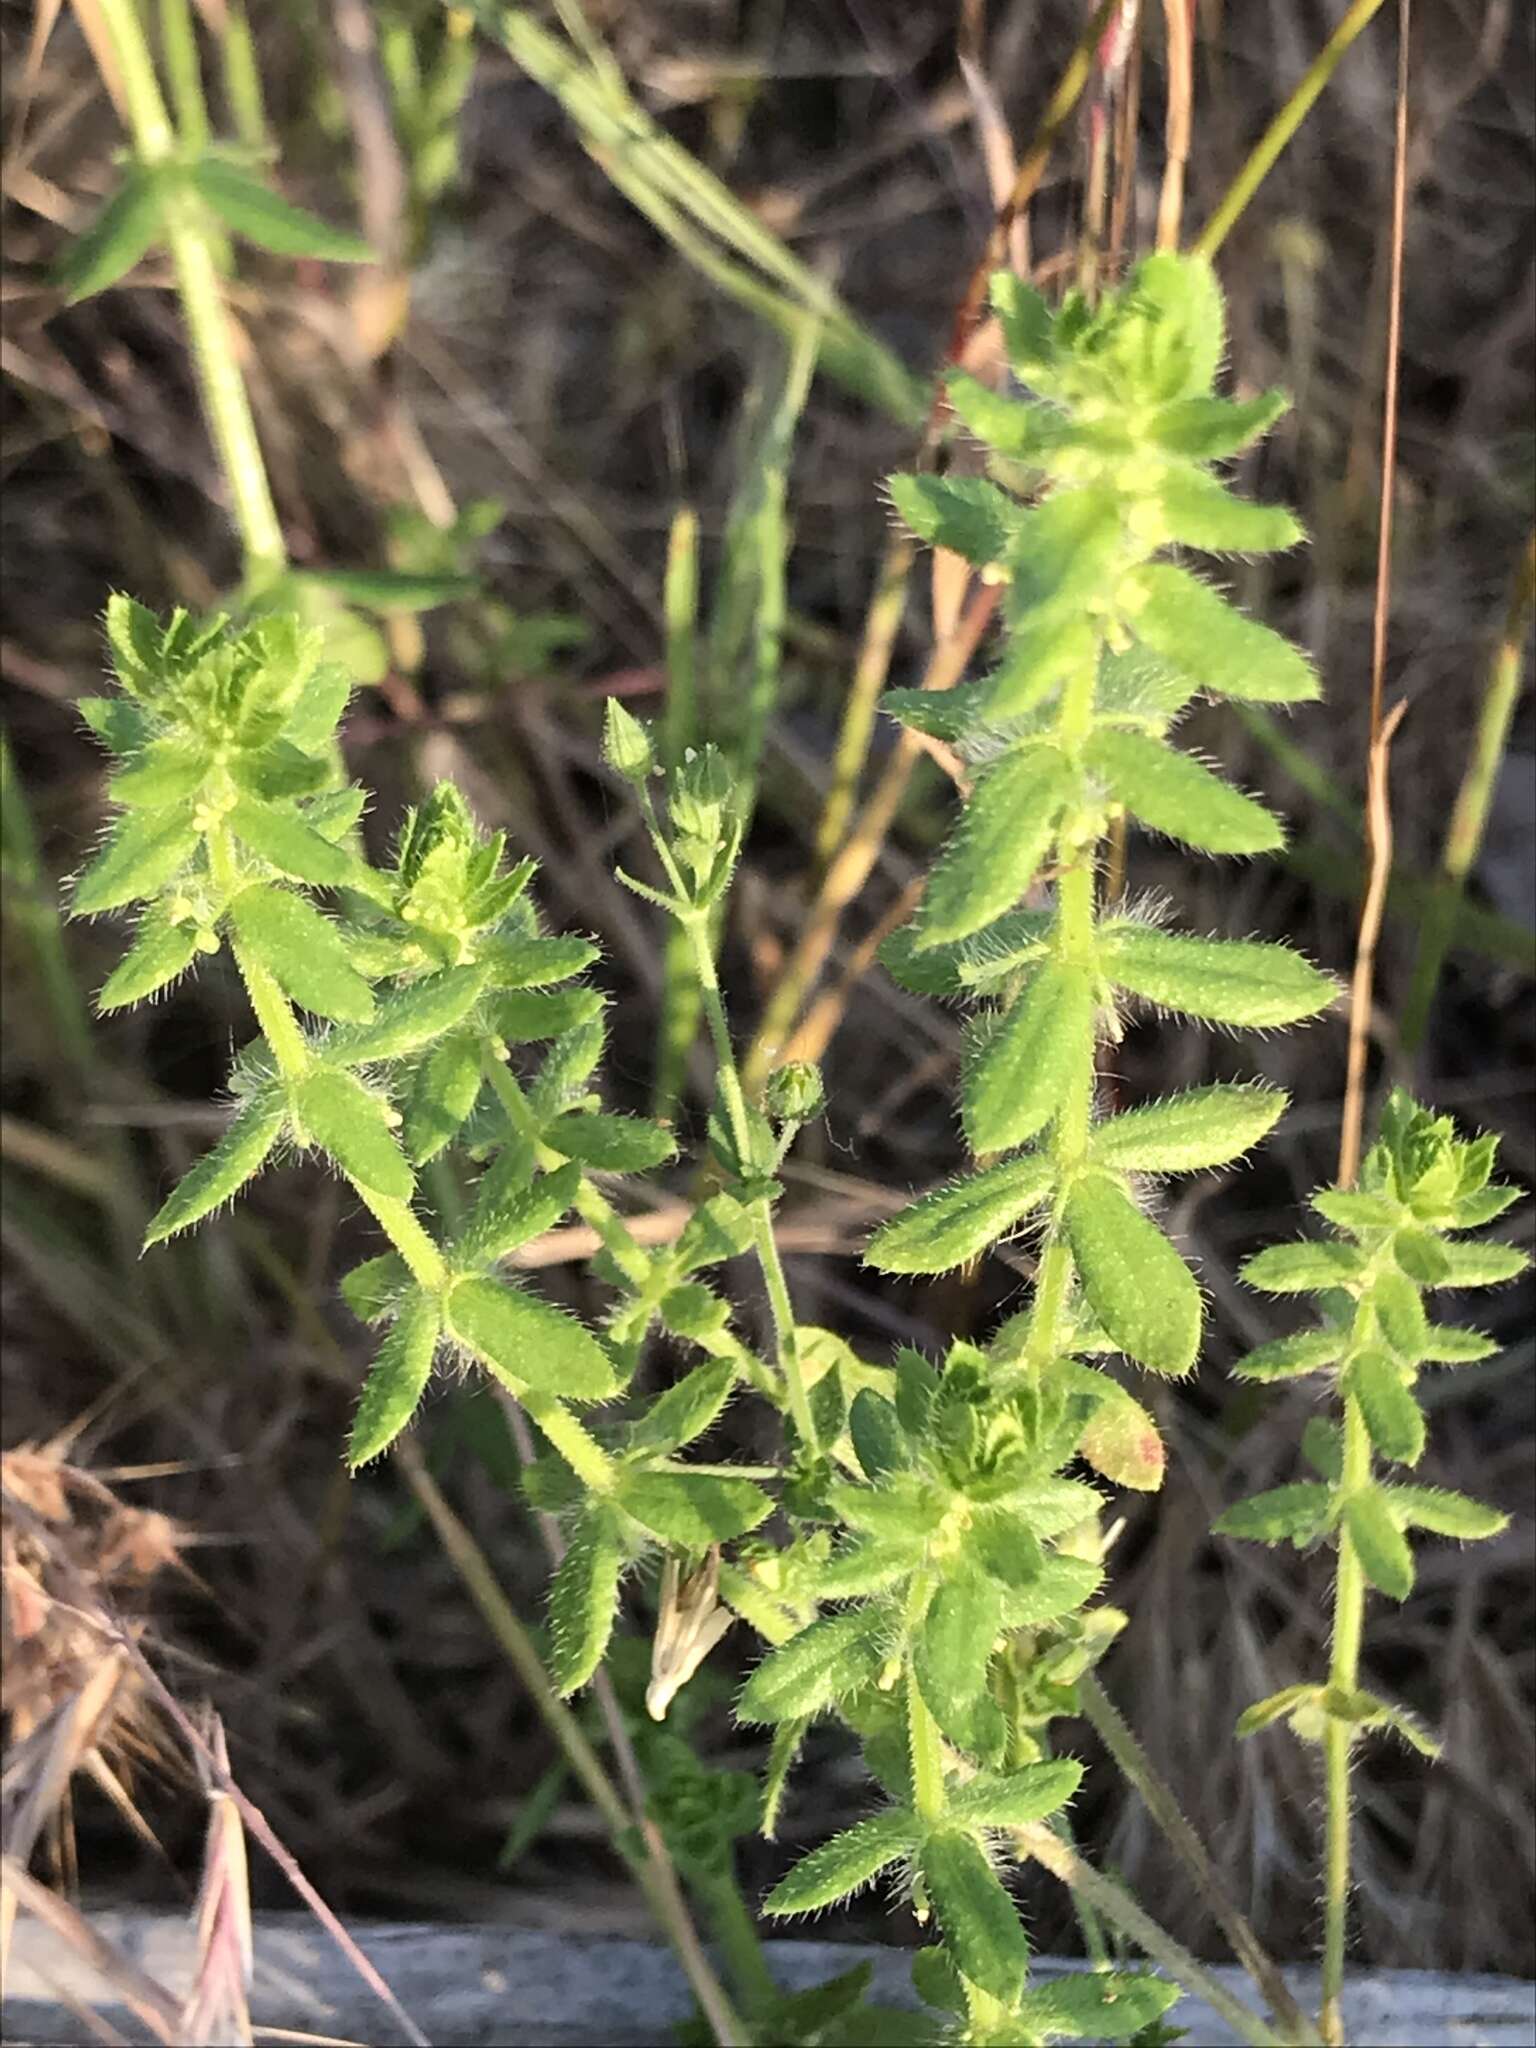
[602,698,655,783]
[765,1060,825,1125]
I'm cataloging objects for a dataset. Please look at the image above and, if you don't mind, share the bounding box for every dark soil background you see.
[3,0,1533,1992]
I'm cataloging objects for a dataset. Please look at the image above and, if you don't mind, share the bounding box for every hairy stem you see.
[1321,1393,1371,2046]
[96,0,286,584]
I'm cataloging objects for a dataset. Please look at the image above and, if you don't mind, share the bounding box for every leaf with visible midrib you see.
[144,1092,286,1244]
[348,1293,441,1468]
[446,1276,617,1400]
[1063,1174,1201,1376]
[920,1830,1029,2005]
[865,1155,1053,1276]
[917,748,1074,950]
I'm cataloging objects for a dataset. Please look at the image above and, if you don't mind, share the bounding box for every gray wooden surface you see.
[4,1910,1534,2046]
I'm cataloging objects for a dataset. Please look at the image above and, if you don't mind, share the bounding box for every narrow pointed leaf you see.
[1013,1973,1182,2042]
[55,168,168,302]
[1154,467,1305,553]
[963,963,1094,1154]
[481,934,600,989]
[340,1251,411,1324]
[737,1608,886,1724]
[1425,1241,1528,1288]
[144,1092,285,1244]
[230,885,375,1022]
[1344,1351,1425,1466]
[995,1555,1102,1625]
[326,967,486,1065]
[947,1759,1083,1829]
[630,1360,737,1454]
[918,748,1073,948]
[190,157,373,261]
[1100,924,1336,1027]
[866,1155,1053,1275]
[108,741,206,809]
[1130,563,1319,702]
[1149,390,1288,458]
[1230,1329,1346,1381]
[446,1276,617,1399]
[618,1472,770,1547]
[888,473,1017,566]
[548,1509,623,1695]
[457,1160,581,1268]
[1089,1084,1287,1173]
[944,373,1071,462]
[1387,1486,1508,1540]
[763,1811,917,1915]
[849,1390,911,1481]
[1213,1483,1332,1547]
[1419,1324,1498,1364]
[1064,1175,1201,1375]
[1086,727,1283,854]
[228,794,358,887]
[404,1031,483,1163]
[296,1068,414,1199]
[1235,1684,1325,1737]
[545,1111,677,1173]
[1242,1240,1365,1293]
[1344,1488,1415,1601]
[921,1830,1028,2004]
[97,914,201,1011]
[915,1573,1002,1751]
[347,1293,441,1467]
[73,811,199,916]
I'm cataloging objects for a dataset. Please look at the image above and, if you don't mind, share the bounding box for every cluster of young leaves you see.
[1217,1090,1523,1750]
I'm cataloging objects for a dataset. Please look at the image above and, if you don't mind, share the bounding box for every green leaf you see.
[1089,1084,1287,1173]
[963,963,1094,1154]
[1149,390,1289,458]
[190,157,373,261]
[915,1572,1002,1751]
[920,1830,1028,2005]
[304,568,475,613]
[817,1537,923,1599]
[548,1509,623,1695]
[456,1160,582,1268]
[1154,466,1305,553]
[404,1031,483,1163]
[991,272,1055,378]
[982,611,1099,720]
[281,665,354,755]
[1372,1268,1428,1362]
[1011,1972,1181,2043]
[849,1391,911,1482]
[1344,1351,1425,1466]
[545,1111,677,1173]
[1418,1324,1498,1365]
[865,1154,1054,1276]
[620,1472,770,1547]
[446,1276,617,1400]
[1230,1329,1346,1381]
[1077,1390,1165,1491]
[108,740,206,809]
[1235,1684,1324,1738]
[988,1477,1105,1537]
[629,1360,737,1454]
[1329,1687,1439,1758]
[1311,1188,1401,1230]
[918,747,1074,948]
[1122,251,1224,403]
[54,167,168,302]
[1099,924,1336,1028]
[1214,1483,1333,1547]
[97,913,202,1011]
[144,1091,286,1244]
[827,1481,943,1543]
[340,1251,411,1323]
[1129,563,1320,702]
[230,885,375,1023]
[1425,1241,1529,1288]
[944,373,1071,464]
[228,795,358,888]
[1387,1486,1508,1540]
[296,1068,414,1199]
[1242,1240,1365,1293]
[78,696,150,756]
[737,1608,887,1724]
[1344,1488,1415,1601]
[1086,727,1283,855]
[493,988,607,1041]
[947,1759,1083,1829]
[762,1811,917,1916]
[481,934,600,989]
[994,1555,1102,1625]
[347,1293,441,1467]
[327,968,486,1066]
[1063,1175,1201,1375]
[73,811,199,916]
[887,473,1018,566]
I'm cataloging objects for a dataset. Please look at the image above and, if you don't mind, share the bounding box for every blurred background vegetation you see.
[2,0,1532,1993]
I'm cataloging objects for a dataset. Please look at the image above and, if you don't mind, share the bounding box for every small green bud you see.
[765,1061,825,1125]
[669,746,734,841]
[602,698,655,783]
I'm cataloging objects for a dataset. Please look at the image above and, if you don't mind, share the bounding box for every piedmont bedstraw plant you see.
[1216,1094,1524,2045]
[71,250,1524,2048]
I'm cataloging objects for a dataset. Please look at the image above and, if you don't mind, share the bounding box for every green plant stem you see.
[396,1442,746,2048]
[906,1661,946,1826]
[218,0,269,151]
[1321,1393,1371,2048]
[1016,1823,1285,2048]
[1193,0,1389,258]
[1401,529,1536,1052]
[1080,1677,1318,2046]
[683,912,819,1453]
[96,0,286,585]
[692,1862,779,2017]
[158,0,210,151]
